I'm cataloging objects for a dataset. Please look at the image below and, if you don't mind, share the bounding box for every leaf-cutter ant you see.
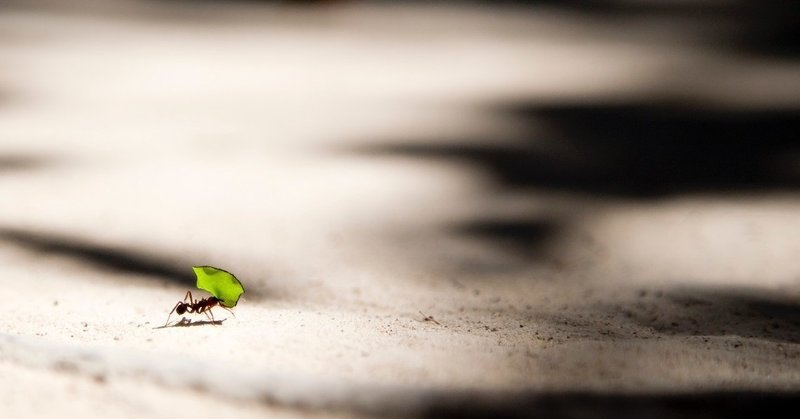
[164,291,234,326]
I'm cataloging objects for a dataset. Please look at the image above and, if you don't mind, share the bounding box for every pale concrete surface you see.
[1,1,799,417]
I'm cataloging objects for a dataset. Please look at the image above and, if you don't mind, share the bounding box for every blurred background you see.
[1,1,799,418]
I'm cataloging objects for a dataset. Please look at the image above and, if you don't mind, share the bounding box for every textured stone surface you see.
[1,1,799,417]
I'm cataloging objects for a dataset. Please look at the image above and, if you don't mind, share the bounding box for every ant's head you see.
[176,302,188,315]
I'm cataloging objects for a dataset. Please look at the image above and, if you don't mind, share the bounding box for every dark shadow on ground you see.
[510,0,800,59]
[359,103,800,199]
[0,227,269,300]
[422,389,799,419]
[515,285,800,345]
[247,0,798,60]
[353,101,800,266]
[0,227,192,284]
[449,218,562,260]
[153,317,227,329]
[0,154,52,174]
[615,286,800,344]
[0,227,273,299]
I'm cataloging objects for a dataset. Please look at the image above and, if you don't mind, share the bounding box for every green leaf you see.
[192,265,245,307]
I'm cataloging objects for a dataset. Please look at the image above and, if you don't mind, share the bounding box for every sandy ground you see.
[1,1,799,417]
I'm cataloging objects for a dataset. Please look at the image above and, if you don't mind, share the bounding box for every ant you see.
[164,291,235,326]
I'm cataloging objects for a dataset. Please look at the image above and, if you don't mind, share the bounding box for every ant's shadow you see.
[153,318,227,329]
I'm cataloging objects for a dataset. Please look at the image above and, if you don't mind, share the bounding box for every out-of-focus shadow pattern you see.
[525,0,800,59]
[450,218,562,259]
[138,0,800,58]
[361,102,800,198]
[356,102,800,260]
[542,286,800,345]
[619,287,800,344]
[422,390,800,419]
[0,227,196,287]
[0,227,268,299]
[0,154,51,174]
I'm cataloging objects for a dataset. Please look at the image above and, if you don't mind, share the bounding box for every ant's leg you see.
[184,291,199,314]
[220,306,236,318]
[164,302,181,326]
[205,308,218,325]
